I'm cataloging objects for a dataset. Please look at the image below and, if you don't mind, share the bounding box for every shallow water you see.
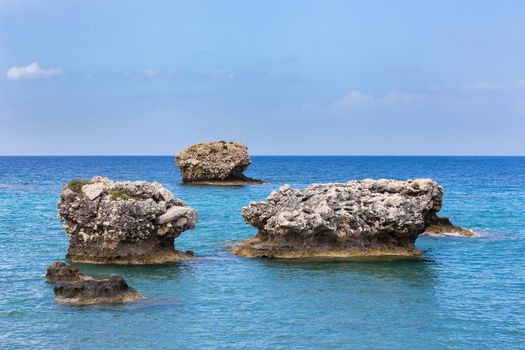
[1,156,524,349]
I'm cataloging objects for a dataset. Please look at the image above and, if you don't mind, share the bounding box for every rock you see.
[46,261,84,282]
[424,216,474,237]
[53,276,143,306]
[58,176,198,264]
[175,141,263,185]
[156,206,195,225]
[232,179,467,258]
[45,262,143,305]
[81,182,106,200]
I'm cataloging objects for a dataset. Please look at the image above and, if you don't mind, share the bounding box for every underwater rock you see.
[232,179,466,258]
[53,275,143,306]
[58,176,198,264]
[46,261,84,282]
[175,141,263,185]
[424,216,474,237]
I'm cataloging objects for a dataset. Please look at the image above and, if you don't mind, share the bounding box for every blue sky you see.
[1,0,524,155]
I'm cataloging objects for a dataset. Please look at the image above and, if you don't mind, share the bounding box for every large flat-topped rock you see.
[232,179,466,258]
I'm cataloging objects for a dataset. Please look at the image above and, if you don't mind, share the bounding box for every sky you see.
[1,0,525,155]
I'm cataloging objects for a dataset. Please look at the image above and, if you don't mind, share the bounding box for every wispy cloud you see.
[283,79,525,116]
[6,62,63,80]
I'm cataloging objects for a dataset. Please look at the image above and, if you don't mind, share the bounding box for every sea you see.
[0,156,524,349]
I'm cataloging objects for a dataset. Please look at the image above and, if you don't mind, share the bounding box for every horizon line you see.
[1,154,524,157]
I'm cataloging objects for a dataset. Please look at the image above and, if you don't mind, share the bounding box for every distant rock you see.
[58,176,198,264]
[424,216,474,237]
[232,179,468,258]
[175,141,263,185]
[46,261,84,282]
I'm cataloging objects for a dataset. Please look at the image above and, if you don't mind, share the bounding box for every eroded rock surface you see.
[46,262,143,305]
[58,176,198,264]
[232,179,466,258]
[54,276,143,306]
[175,141,262,185]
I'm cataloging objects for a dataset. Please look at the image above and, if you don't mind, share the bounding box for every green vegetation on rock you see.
[107,188,130,201]
[67,179,89,192]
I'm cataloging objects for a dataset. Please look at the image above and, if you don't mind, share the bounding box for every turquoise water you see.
[1,156,524,349]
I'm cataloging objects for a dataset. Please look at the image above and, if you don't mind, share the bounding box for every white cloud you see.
[6,62,63,80]
[213,69,235,80]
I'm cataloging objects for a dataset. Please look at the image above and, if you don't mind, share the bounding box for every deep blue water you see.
[1,156,524,349]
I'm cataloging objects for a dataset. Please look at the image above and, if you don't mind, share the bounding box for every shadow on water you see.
[69,261,193,281]
[253,255,438,286]
[54,295,182,313]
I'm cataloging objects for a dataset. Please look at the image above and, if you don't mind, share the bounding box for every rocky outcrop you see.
[175,141,263,185]
[54,276,143,306]
[232,179,466,258]
[58,176,198,264]
[46,262,143,305]
[46,261,84,282]
[424,216,474,237]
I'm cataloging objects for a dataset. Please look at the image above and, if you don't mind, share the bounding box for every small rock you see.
[53,276,143,306]
[46,262,144,306]
[424,216,474,237]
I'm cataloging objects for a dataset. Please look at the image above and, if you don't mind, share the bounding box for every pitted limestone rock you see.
[175,141,262,184]
[58,176,198,264]
[233,179,465,258]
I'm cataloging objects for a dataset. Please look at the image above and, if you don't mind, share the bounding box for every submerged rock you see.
[424,216,474,237]
[175,141,263,185]
[232,179,467,258]
[46,261,84,282]
[58,176,198,264]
